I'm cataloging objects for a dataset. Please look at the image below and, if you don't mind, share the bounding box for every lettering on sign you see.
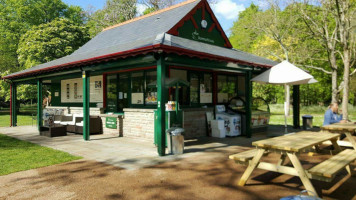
[191,30,215,44]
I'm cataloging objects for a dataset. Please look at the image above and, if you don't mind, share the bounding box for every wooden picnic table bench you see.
[321,122,356,150]
[229,131,356,197]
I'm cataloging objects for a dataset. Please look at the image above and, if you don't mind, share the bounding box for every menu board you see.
[200,93,212,103]
[61,75,103,103]
[132,93,144,104]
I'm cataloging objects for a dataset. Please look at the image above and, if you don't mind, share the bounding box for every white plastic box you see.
[211,120,224,129]
[212,128,226,138]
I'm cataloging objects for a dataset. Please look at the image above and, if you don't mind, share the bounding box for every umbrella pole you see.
[284,84,290,133]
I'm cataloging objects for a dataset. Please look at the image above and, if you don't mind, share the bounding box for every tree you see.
[0,0,86,102]
[17,18,90,69]
[87,0,137,37]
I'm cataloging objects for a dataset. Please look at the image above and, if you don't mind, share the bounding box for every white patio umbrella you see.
[251,60,316,132]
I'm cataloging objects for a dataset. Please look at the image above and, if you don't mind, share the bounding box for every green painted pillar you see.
[82,71,90,141]
[245,71,252,138]
[37,79,43,131]
[10,83,17,127]
[293,85,300,129]
[157,54,167,156]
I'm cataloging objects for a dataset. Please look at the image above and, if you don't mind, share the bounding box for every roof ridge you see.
[102,0,200,32]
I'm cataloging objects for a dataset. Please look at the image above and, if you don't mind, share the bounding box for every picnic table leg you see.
[277,153,288,166]
[345,132,356,150]
[330,139,342,153]
[238,149,265,186]
[346,165,355,176]
[286,152,318,197]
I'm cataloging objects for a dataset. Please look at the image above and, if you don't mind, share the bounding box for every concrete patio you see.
[0,126,285,169]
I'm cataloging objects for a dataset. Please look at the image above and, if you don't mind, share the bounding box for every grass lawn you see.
[269,104,356,127]
[0,114,36,127]
[0,134,81,176]
[0,107,36,127]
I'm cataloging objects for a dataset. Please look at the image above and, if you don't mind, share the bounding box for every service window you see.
[217,75,228,103]
[118,73,129,112]
[200,73,213,104]
[170,69,189,106]
[218,75,238,103]
[106,74,118,112]
[145,71,157,105]
[190,73,199,104]
[131,72,144,105]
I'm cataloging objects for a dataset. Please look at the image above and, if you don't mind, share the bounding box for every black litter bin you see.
[166,127,185,155]
[302,115,313,130]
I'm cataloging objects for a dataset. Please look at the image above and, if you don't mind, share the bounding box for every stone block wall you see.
[183,108,214,139]
[100,115,123,136]
[123,108,155,140]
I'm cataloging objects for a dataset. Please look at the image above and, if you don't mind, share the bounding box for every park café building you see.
[3,0,277,156]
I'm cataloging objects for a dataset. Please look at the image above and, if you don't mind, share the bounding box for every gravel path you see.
[1,151,355,200]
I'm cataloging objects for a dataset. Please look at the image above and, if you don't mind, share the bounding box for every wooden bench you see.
[229,149,268,165]
[308,149,356,182]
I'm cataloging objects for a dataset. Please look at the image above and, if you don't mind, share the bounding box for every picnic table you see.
[321,122,356,150]
[230,131,356,197]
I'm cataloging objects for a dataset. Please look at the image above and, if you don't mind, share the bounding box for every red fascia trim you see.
[161,45,272,68]
[4,44,161,80]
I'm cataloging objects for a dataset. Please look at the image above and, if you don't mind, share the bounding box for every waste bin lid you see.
[166,127,185,135]
[302,115,313,119]
[171,128,184,135]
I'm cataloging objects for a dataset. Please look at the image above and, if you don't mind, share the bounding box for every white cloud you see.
[211,0,245,20]
[136,3,149,15]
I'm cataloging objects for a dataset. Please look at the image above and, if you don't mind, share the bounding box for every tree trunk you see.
[342,51,350,120]
[330,52,339,103]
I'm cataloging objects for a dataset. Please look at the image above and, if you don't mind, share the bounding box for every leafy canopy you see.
[17,18,90,69]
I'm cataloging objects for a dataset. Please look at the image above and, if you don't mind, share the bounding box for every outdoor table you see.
[238,131,341,197]
[321,122,356,150]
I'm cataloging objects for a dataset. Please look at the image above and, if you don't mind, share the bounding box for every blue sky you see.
[62,0,263,35]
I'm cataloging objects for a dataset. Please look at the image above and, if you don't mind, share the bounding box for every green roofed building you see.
[2,0,281,156]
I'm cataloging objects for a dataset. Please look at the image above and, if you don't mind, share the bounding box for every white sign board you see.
[61,75,103,103]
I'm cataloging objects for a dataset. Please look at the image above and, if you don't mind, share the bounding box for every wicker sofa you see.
[54,114,102,135]
[67,116,102,135]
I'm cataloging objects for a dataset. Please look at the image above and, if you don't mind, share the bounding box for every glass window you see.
[170,69,189,105]
[218,75,238,103]
[217,75,228,103]
[145,71,157,105]
[200,73,213,104]
[190,73,199,104]
[118,73,129,111]
[131,72,144,104]
[227,76,238,100]
[107,74,118,112]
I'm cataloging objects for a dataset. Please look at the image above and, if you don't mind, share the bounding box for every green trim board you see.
[37,79,43,131]
[156,54,167,156]
[82,71,90,141]
[245,71,252,138]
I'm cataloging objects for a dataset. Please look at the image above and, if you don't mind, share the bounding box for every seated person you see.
[323,103,347,126]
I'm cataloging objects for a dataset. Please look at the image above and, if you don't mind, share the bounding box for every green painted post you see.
[11,83,17,127]
[293,85,300,129]
[82,71,90,141]
[37,79,43,131]
[245,71,252,138]
[157,54,167,156]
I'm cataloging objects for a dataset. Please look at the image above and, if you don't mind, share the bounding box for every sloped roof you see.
[4,0,277,80]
